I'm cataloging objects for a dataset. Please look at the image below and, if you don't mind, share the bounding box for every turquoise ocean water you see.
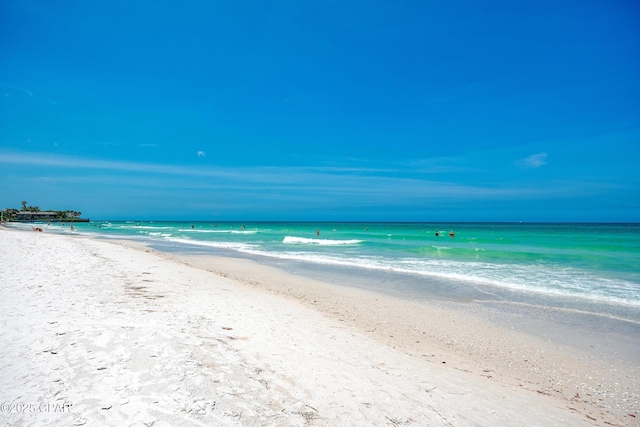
[20,221,640,321]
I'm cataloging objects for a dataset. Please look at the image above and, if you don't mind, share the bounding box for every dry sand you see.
[0,228,638,426]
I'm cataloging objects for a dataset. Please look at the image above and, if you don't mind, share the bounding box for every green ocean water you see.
[25,221,640,310]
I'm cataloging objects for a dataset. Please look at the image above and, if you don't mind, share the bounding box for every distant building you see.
[15,211,60,221]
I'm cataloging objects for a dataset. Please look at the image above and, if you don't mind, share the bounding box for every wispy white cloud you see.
[0,150,576,205]
[197,151,206,158]
[0,151,221,178]
[517,152,548,168]
[0,82,35,99]
[0,82,60,105]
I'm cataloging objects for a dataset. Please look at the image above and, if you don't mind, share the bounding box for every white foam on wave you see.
[283,236,363,246]
[178,229,231,233]
[164,237,256,252]
[237,248,640,308]
[177,228,257,234]
[111,225,173,230]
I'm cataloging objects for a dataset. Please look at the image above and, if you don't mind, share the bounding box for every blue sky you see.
[1,0,639,221]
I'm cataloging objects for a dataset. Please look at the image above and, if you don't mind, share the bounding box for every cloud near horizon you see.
[518,152,548,169]
[0,150,580,202]
[1,149,632,221]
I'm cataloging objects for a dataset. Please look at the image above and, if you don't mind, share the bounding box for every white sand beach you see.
[1,228,638,426]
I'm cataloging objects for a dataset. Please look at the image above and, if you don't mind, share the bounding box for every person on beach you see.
[435,230,440,236]
[449,230,455,237]
[316,228,320,236]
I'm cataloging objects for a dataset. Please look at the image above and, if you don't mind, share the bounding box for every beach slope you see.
[0,229,623,426]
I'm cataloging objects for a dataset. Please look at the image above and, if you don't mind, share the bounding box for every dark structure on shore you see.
[12,211,90,222]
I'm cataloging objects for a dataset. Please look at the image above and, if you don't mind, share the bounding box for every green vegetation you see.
[21,201,40,212]
[55,210,83,219]
[1,208,19,221]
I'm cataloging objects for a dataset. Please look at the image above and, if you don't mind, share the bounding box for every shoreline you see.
[165,252,640,416]
[8,221,640,324]
[138,236,640,365]
[123,224,640,324]
[1,228,638,425]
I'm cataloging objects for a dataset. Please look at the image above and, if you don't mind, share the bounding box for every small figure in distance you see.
[449,230,455,238]
[316,228,320,236]
[435,230,440,236]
